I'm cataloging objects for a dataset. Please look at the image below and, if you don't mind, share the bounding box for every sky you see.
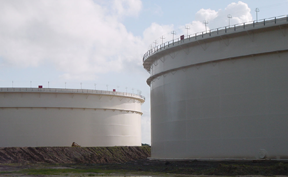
[0,0,287,144]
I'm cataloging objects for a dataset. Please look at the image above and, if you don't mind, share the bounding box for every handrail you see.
[0,87,145,101]
[143,14,288,62]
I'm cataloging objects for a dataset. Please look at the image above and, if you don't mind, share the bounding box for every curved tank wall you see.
[144,17,288,159]
[0,88,145,147]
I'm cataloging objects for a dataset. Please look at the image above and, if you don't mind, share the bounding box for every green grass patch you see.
[12,167,163,176]
[0,171,16,174]
[19,168,116,175]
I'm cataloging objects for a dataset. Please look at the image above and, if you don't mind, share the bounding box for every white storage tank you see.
[0,87,145,147]
[143,16,288,160]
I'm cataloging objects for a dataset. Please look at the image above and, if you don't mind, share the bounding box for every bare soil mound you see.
[0,146,150,164]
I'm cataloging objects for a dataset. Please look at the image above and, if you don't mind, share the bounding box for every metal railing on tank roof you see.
[143,14,288,62]
[0,87,145,101]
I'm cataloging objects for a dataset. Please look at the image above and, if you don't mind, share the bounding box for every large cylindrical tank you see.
[143,17,288,159]
[0,88,145,147]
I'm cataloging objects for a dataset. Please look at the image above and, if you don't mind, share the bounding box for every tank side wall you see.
[0,93,142,147]
[150,50,288,159]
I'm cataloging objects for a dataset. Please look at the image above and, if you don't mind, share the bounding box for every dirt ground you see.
[0,146,151,164]
[0,146,288,176]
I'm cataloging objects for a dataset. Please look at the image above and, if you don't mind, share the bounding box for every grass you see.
[19,168,117,175]
[0,171,15,174]
[1,160,287,176]
[0,167,166,176]
[2,167,156,176]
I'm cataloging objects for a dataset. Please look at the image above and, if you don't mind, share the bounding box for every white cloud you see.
[195,1,252,29]
[0,0,145,80]
[112,0,142,18]
[195,8,218,22]
[142,23,174,49]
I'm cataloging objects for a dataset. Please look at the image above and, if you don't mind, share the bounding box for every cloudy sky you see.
[0,0,287,144]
